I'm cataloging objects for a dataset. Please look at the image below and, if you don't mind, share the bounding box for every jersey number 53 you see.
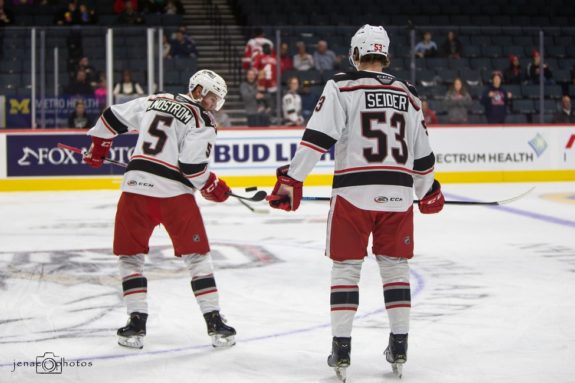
[361,111,408,165]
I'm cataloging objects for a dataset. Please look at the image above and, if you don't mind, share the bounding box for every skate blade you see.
[391,362,404,379]
[118,335,144,349]
[211,334,236,348]
[334,367,347,382]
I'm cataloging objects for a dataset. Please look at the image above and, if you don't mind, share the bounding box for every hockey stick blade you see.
[227,190,268,202]
[302,187,535,206]
[57,143,128,168]
[237,198,269,214]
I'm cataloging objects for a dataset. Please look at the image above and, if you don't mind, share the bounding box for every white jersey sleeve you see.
[288,80,344,181]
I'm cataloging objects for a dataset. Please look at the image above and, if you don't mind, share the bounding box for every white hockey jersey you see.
[88,93,216,198]
[287,70,436,212]
[282,91,304,125]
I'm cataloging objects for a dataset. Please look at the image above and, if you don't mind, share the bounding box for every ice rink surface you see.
[0,182,574,383]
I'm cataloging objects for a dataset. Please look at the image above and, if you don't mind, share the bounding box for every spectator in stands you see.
[94,73,107,112]
[162,34,172,59]
[55,0,80,25]
[552,95,575,123]
[422,100,438,125]
[280,42,294,73]
[313,40,338,72]
[113,0,137,14]
[0,0,14,27]
[78,3,96,24]
[444,77,472,123]
[282,76,304,126]
[113,69,144,100]
[240,69,269,127]
[65,69,94,96]
[293,41,314,71]
[505,55,525,85]
[253,43,278,117]
[143,0,166,13]
[415,31,437,58]
[526,49,553,84]
[481,71,512,124]
[117,0,144,24]
[164,0,184,15]
[242,27,274,70]
[439,31,462,59]
[76,56,98,87]
[68,100,92,129]
[170,29,199,58]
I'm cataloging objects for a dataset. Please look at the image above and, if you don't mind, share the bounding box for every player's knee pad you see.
[182,253,214,277]
[376,255,409,283]
[331,259,363,285]
[118,254,145,278]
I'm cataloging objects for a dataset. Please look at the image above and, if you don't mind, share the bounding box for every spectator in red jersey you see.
[253,43,278,117]
[242,27,274,70]
[504,55,525,85]
[280,42,293,73]
[422,100,438,125]
[114,0,137,13]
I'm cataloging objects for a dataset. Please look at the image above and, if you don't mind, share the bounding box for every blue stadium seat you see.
[513,99,536,114]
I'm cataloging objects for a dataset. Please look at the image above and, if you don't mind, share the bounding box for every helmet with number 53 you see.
[349,24,390,70]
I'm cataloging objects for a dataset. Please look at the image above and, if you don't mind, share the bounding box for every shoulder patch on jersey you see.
[333,71,396,84]
[395,79,419,98]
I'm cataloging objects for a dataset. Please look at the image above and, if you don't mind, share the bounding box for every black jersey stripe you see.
[179,162,208,177]
[102,107,129,134]
[333,170,413,189]
[301,129,337,151]
[413,152,435,172]
[127,158,194,189]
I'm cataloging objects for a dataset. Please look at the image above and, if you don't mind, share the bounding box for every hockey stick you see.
[301,187,535,206]
[57,143,128,168]
[227,190,268,202]
[235,187,269,214]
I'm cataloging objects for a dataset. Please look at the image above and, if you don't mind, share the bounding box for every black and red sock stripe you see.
[122,273,148,297]
[383,282,411,309]
[330,284,359,312]
[191,274,218,297]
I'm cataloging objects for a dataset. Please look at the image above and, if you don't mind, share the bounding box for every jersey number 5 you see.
[361,112,408,164]
[143,115,174,155]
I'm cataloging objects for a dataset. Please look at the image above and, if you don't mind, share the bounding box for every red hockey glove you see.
[84,136,113,168]
[267,165,303,211]
[418,179,444,214]
[201,172,230,202]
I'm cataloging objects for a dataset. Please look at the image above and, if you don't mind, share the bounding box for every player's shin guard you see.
[330,260,362,338]
[183,253,220,314]
[119,254,148,315]
[376,255,410,335]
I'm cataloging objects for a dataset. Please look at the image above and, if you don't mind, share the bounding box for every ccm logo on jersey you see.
[127,180,154,188]
[365,91,408,112]
[374,196,403,203]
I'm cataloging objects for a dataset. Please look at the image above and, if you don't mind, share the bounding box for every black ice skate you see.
[204,311,236,348]
[117,312,148,349]
[384,333,408,378]
[327,336,351,382]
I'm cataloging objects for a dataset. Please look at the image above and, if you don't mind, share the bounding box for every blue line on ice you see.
[0,269,425,367]
[444,192,575,228]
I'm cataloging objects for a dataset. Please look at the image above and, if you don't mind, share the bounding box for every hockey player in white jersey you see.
[267,25,445,380]
[84,69,236,349]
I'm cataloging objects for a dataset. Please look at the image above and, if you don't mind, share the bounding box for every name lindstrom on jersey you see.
[364,91,408,112]
[146,99,195,124]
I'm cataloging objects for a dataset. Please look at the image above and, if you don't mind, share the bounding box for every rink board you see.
[0,125,574,191]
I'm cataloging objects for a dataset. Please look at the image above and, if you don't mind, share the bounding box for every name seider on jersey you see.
[365,91,408,112]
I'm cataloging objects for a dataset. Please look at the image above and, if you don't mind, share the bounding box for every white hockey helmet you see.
[349,24,390,70]
[188,69,227,111]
